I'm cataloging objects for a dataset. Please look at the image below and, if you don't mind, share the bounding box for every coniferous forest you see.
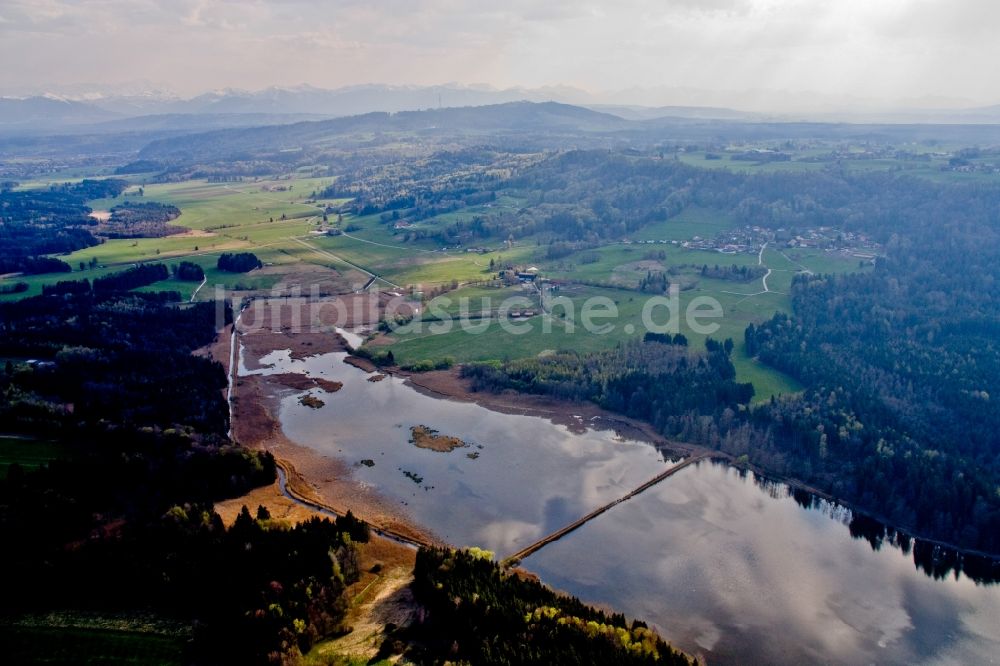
[405,547,693,665]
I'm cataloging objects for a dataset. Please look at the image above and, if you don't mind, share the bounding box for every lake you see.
[241,345,1000,665]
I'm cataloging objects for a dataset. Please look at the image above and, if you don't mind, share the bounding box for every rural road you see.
[758,242,772,293]
[274,463,428,550]
[289,236,403,290]
[226,303,247,439]
[720,242,780,299]
[189,276,207,302]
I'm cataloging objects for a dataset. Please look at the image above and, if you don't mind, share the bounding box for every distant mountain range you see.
[0,95,120,128]
[7,83,1000,135]
[135,101,1000,168]
[2,84,594,132]
[135,101,631,163]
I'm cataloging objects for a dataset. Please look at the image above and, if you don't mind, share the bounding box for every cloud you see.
[665,0,754,14]
[0,0,998,105]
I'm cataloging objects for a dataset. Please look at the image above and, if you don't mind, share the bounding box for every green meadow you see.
[374,228,865,398]
[0,624,186,665]
[0,436,67,478]
[383,280,804,400]
[1,172,866,396]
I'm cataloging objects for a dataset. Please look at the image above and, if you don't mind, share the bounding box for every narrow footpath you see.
[501,453,709,566]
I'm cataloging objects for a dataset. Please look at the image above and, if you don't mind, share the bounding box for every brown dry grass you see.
[215,479,320,527]
[343,355,377,373]
[254,264,350,298]
[237,298,350,370]
[307,538,419,663]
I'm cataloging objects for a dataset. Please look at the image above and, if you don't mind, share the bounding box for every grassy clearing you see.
[310,233,537,288]
[631,206,736,241]
[417,284,523,315]
[1,265,125,302]
[378,233,862,397]
[0,625,186,665]
[0,253,286,302]
[544,245,655,284]
[385,248,531,287]
[385,194,528,244]
[59,234,240,269]
[732,352,803,401]
[675,149,1000,184]
[375,221,872,398]
[95,180,521,294]
[544,243,779,289]
[0,436,66,477]
[783,247,873,274]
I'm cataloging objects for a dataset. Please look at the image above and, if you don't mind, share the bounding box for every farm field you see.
[382,281,803,400]
[371,230,865,398]
[1,170,863,396]
[1,175,533,299]
[677,153,829,173]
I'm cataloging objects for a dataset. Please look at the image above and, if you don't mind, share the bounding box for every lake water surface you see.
[241,346,1000,665]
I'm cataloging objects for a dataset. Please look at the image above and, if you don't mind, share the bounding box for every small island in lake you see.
[409,425,468,452]
[299,394,325,409]
[271,373,342,393]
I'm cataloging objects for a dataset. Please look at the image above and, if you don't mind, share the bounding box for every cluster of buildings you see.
[498,266,540,284]
[777,227,879,252]
[673,225,881,256]
[943,160,1000,174]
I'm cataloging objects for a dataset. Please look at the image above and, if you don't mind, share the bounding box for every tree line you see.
[101,201,182,238]
[399,547,693,665]
[218,251,262,273]
[462,338,754,433]
[0,291,366,662]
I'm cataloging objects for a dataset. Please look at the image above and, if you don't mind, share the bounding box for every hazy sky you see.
[1,0,998,106]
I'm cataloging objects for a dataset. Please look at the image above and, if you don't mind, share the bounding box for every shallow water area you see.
[241,344,1000,665]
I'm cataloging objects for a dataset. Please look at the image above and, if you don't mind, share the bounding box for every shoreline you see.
[226,298,443,547]
[220,297,1000,572]
[400,367,696,458]
[395,371,1000,568]
[231,370,442,548]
